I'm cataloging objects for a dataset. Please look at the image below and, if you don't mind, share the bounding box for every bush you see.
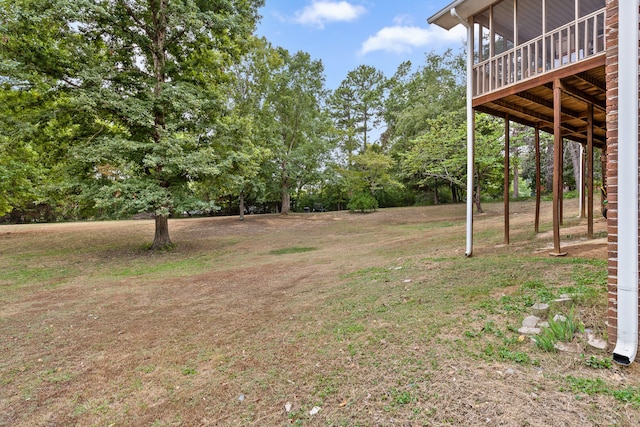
[347,193,378,213]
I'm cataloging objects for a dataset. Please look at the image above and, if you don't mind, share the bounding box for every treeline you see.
[0,1,600,248]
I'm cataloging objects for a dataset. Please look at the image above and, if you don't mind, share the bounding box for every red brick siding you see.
[606,0,640,348]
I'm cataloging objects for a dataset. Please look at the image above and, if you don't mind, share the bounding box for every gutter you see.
[612,0,639,366]
[451,7,475,257]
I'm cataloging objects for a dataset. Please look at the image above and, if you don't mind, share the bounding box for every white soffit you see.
[428,0,496,29]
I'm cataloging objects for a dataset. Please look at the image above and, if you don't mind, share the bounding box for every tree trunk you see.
[151,215,172,250]
[475,173,483,213]
[545,142,554,192]
[433,178,439,204]
[513,162,519,198]
[239,191,245,221]
[281,184,291,215]
[568,141,582,192]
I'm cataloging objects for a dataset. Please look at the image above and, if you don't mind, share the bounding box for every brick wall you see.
[606,0,619,346]
[606,0,640,348]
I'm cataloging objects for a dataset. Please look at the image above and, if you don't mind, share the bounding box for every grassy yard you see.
[1,200,639,426]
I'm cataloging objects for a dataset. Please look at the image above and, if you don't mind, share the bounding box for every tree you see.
[345,149,400,199]
[399,111,467,204]
[1,0,264,248]
[261,49,333,215]
[385,50,465,157]
[331,65,387,155]
[215,37,279,220]
[473,114,504,212]
[0,86,40,217]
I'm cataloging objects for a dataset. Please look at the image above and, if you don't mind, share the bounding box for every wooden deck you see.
[473,56,606,147]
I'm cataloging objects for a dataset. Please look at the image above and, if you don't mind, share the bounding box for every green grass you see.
[105,256,212,278]
[269,246,318,255]
[566,376,640,406]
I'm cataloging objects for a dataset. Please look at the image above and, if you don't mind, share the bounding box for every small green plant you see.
[534,330,557,352]
[534,306,583,352]
[181,366,197,376]
[498,347,530,364]
[566,376,640,405]
[582,354,612,369]
[389,388,414,405]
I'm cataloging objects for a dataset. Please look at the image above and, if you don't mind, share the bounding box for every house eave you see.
[427,0,496,30]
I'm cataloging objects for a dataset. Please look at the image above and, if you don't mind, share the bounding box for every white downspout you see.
[451,7,475,257]
[613,0,639,366]
[578,144,584,217]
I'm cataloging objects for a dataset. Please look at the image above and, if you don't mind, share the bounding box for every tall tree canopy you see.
[1,0,264,248]
[260,49,333,215]
[330,65,387,156]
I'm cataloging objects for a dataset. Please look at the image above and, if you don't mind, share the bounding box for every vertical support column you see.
[535,125,541,233]
[551,79,566,256]
[449,9,475,257]
[504,115,510,245]
[465,14,475,257]
[579,144,585,218]
[587,103,594,239]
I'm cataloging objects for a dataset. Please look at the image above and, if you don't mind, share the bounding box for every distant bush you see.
[347,193,378,213]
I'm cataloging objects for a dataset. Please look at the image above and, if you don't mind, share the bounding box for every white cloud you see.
[294,1,367,29]
[359,24,467,55]
[392,14,414,26]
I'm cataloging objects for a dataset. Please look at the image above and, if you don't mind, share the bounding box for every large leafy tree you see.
[399,111,467,204]
[386,50,465,156]
[261,49,333,215]
[1,0,264,248]
[210,37,279,220]
[0,86,40,217]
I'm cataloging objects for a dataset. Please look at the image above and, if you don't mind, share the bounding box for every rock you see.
[531,303,549,317]
[285,402,292,413]
[522,315,541,328]
[554,342,572,352]
[587,333,608,350]
[553,314,567,322]
[554,341,581,353]
[538,321,549,328]
[552,297,572,307]
[518,326,541,335]
[310,406,321,416]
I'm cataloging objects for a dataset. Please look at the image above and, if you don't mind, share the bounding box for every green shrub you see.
[347,193,378,213]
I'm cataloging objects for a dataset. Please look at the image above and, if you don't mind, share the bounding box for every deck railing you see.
[473,8,605,98]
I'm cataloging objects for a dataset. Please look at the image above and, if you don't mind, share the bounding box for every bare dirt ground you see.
[1,199,639,426]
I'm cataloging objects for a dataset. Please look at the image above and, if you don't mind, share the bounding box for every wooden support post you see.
[535,125,541,233]
[587,103,594,238]
[504,115,510,245]
[551,79,566,256]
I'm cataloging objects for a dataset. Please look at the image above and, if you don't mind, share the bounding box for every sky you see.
[255,0,467,90]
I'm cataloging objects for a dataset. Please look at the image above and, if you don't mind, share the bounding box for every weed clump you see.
[534,306,584,352]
